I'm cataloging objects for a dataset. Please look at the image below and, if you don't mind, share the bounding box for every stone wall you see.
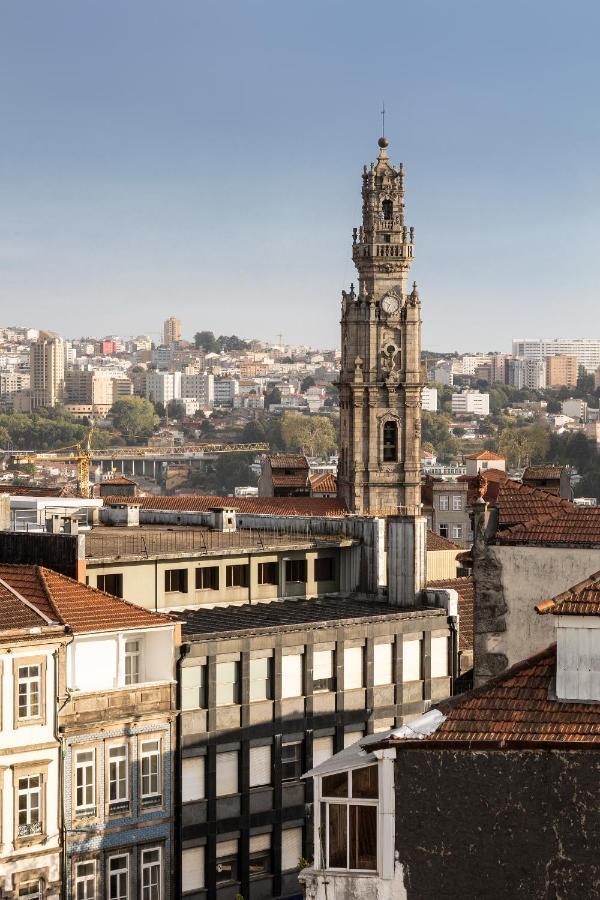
[395,748,600,899]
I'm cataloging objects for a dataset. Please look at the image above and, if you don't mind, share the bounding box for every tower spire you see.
[381,101,386,139]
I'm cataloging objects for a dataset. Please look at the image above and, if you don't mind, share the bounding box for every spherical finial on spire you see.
[378,136,389,149]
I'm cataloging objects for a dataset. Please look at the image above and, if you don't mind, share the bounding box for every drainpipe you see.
[448,615,459,695]
[154,558,158,612]
[174,642,191,900]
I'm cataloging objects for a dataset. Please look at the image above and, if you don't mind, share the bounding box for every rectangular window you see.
[438,495,449,510]
[314,557,335,582]
[258,562,278,585]
[313,648,335,693]
[281,742,302,781]
[195,566,219,590]
[321,764,378,872]
[431,635,449,678]
[281,653,303,698]
[108,746,128,807]
[124,639,141,685]
[18,884,42,900]
[75,750,95,814]
[164,568,188,593]
[216,660,240,706]
[108,854,128,900]
[373,643,393,686]
[141,847,161,900]
[343,646,364,690]
[226,564,249,588]
[249,656,272,701]
[439,524,449,538]
[282,827,303,872]
[182,757,205,802]
[249,833,271,877]
[216,839,238,884]
[216,751,238,796]
[181,665,206,709]
[75,861,96,900]
[249,745,271,788]
[452,495,462,511]
[452,525,463,540]
[403,636,422,682]
[97,573,123,598]
[140,740,161,804]
[312,736,334,768]
[285,559,307,583]
[182,847,205,892]
[17,775,42,837]
[17,664,41,720]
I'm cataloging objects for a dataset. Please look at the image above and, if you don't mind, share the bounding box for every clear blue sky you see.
[1,0,599,351]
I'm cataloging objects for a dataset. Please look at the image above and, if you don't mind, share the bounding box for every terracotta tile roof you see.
[133,494,348,516]
[493,479,573,529]
[426,531,462,552]
[495,506,600,547]
[309,473,337,494]
[427,577,474,651]
[101,475,137,485]
[271,473,309,488]
[522,465,565,481]
[536,571,600,616]
[0,565,173,633]
[464,451,505,461]
[397,646,600,746]
[0,579,54,632]
[103,496,142,506]
[0,485,69,497]
[267,455,309,470]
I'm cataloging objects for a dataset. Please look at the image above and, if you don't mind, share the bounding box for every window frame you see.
[225,564,249,588]
[14,657,46,727]
[107,744,129,811]
[97,573,123,598]
[382,420,398,463]
[181,664,206,710]
[107,853,129,900]
[318,765,379,873]
[74,859,97,900]
[141,846,162,900]
[452,495,462,511]
[140,738,162,806]
[257,561,278,585]
[249,656,272,702]
[164,568,188,593]
[313,648,335,693]
[124,638,142,686]
[285,558,307,584]
[314,556,335,582]
[215,660,240,706]
[215,839,239,884]
[15,769,45,842]
[281,741,303,782]
[438,495,449,511]
[195,566,219,591]
[249,833,271,878]
[74,748,96,817]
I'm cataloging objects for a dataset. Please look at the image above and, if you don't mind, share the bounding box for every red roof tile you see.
[493,479,573,529]
[271,474,309,488]
[0,565,173,633]
[464,451,505,461]
[495,506,600,546]
[267,455,309,469]
[132,494,348,516]
[426,531,462,552]
[522,465,566,481]
[427,577,474,651]
[309,473,337,494]
[536,571,600,616]
[395,646,600,746]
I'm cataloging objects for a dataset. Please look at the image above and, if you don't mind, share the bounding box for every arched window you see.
[382,199,393,221]
[383,421,398,462]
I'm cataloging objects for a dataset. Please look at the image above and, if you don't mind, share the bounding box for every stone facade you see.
[338,136,423,516]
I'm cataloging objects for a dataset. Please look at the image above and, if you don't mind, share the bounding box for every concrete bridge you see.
[90,442,269,478]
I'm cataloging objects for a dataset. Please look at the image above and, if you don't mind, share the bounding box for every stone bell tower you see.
[337,135,422,516]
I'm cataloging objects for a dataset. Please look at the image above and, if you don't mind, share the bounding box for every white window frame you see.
[452,524,463,540]
[438,495,449,510]
[140,739,162,803]
[215,660,239,706]
[17,774,42,836]
[108,745,129,806]
[452,495,462,511]
[124,639,141,685]
[107,854,129,900]
[17,883,42,900]
[17,663,42,720]
[317,766,379,874]
[74,860,96,900]
[249,656,271,702]
[75,749,96,815]
[141,846,162,900]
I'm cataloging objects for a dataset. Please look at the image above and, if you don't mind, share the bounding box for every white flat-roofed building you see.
[512,338,600,373]
[451,390,490,417]
[421,386,438,412]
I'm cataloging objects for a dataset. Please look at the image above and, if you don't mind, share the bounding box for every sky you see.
[1,0,600,352]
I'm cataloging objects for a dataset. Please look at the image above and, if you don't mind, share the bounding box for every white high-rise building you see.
[508,357,546,390]
[30,332,65,409]
[512,339,600,373]
[145,371,182,405]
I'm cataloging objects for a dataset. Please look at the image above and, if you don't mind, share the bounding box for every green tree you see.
[301,376,316,393]
[194,331,218,353]
[264,387,281,409]
[280,412,337,457]
[421,412,459,462]
[111,397,158,444]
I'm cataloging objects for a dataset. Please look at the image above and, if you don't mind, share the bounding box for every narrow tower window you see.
[383,421,398,462]
[382,199,393,220]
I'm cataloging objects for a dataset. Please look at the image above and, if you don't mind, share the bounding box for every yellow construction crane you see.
[8,427,95,498]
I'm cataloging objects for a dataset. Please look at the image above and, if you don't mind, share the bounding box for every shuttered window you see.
[403,636,422,682]
[216,751,238,797]
[312,736,334,767]
[181,665,206,709]
[216,661,240,706]
[281,654,303,698]
[249,657,272,701]
[181,847,205,892]
[281,827,303,871]
[343,647,363,689]
[249,745,271,788]
[431,635,449,677]
[313,649,334,692]
[344,730,363,748]
[373,643,393,685]
[182,757,205,802]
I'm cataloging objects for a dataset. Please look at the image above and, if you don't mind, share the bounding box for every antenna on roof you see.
[381,101,386,139]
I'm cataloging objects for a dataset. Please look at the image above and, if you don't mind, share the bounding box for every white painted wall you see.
[67,626,175,692]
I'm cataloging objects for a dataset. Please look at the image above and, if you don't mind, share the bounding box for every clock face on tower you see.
[381,294,399,315]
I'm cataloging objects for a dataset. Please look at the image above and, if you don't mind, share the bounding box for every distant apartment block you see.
[561,398,588,422]
[545,355,579,388]
[163,316,182,347]
[508,357,546,390]
[421,386,438,412]
[30,331,65,410]
[451,389,490,417]
[512,338,600,373]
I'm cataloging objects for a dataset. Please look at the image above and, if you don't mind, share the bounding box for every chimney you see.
[211,507,237,533]
[387,515,427,606]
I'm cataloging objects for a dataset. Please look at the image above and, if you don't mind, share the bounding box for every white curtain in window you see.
[403,637,422,682]
[181,847,205,892]
[216,752,238,796]
[281,827,303,871]
[182,757,205,802]
[431,635,449,677]
[313,649,333,680]
[373,643,393,685]
[312,736,334,767]
[281,654,303,698]
[249,746,271,788]
[343,647,363,689]
[181,667,202,709]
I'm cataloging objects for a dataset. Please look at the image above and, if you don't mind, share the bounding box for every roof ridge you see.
[536,569,600,614]
[0,576,56,625]
[35,566,65,623]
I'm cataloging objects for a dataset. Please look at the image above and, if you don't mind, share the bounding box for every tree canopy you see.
[280,412,337,457]
[110,397,158,444]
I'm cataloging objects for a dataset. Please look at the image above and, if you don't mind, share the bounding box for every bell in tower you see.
[337,135,423,516]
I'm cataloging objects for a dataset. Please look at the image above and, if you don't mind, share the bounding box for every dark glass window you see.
[195,566,219,590]
[382,199,393,220]
[281,742,303,781]
[285,559,307,583]
[315,557,335,582]
[164,569,188,593]
[97,573,123,598]
[258,562,278,585]
[383,421,398,462]
[226,564,249,588]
